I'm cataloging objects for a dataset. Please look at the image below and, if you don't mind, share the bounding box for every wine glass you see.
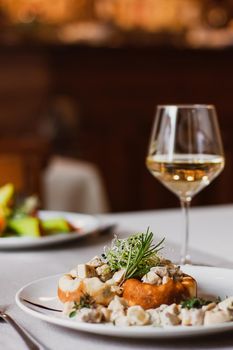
[146,105,225,264]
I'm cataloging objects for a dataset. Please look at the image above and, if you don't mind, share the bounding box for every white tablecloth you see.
[1,205,233,350]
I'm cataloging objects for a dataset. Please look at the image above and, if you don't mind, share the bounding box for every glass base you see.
[180,255,191,265]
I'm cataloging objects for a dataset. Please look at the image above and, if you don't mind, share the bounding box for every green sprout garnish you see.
[104,228,165,281]
[69,293,96,318]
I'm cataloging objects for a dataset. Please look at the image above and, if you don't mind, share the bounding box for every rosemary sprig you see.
[104,228,164,281]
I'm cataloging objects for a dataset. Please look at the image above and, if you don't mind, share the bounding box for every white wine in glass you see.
[146,105,225,264]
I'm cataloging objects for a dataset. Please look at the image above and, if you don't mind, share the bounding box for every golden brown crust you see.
[123,274,197,309]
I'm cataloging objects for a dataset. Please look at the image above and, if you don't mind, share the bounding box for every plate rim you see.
[15,265,233,339]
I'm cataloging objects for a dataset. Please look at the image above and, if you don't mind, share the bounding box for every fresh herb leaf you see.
[181,297,213,309]
[104,228,164,281]
[69,293,96,318]
[69,310,77,318]
[76,294,96,309]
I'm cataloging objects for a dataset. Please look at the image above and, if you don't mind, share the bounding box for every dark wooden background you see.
[0,44,232,212]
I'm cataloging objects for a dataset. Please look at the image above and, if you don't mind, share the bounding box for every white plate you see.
[16,265,233,338]
[0,210,100,249]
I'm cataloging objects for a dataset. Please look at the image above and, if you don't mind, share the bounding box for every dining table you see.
[1,204,233,350]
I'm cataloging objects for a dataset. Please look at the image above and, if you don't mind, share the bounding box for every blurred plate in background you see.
[0,210,100,249]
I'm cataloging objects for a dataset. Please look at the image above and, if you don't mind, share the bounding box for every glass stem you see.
[180,199,191,265]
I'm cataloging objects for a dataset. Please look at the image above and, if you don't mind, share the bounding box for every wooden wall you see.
[0,44,233,211]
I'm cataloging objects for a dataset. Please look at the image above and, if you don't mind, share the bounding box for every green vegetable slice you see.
[41,218,71,235]
[8,217,41,237]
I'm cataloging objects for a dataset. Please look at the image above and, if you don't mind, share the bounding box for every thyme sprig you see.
[69,293,96,318]
[104,228,165,281]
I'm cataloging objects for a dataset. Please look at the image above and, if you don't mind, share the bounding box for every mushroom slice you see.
[218,297,233,312]
[204,309,232,325]
[127,306,150,326]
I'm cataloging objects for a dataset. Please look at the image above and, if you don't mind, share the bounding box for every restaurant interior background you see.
[0,0,233,213]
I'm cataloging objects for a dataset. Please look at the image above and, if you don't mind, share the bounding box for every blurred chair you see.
[37,94,110,214]
[42,156,110,214]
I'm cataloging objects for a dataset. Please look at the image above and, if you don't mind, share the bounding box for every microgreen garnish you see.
[104,228,164,281]
[69,293,96,318]
[181,297,214,309]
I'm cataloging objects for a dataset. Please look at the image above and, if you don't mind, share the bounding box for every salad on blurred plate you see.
[0,183,81,238]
